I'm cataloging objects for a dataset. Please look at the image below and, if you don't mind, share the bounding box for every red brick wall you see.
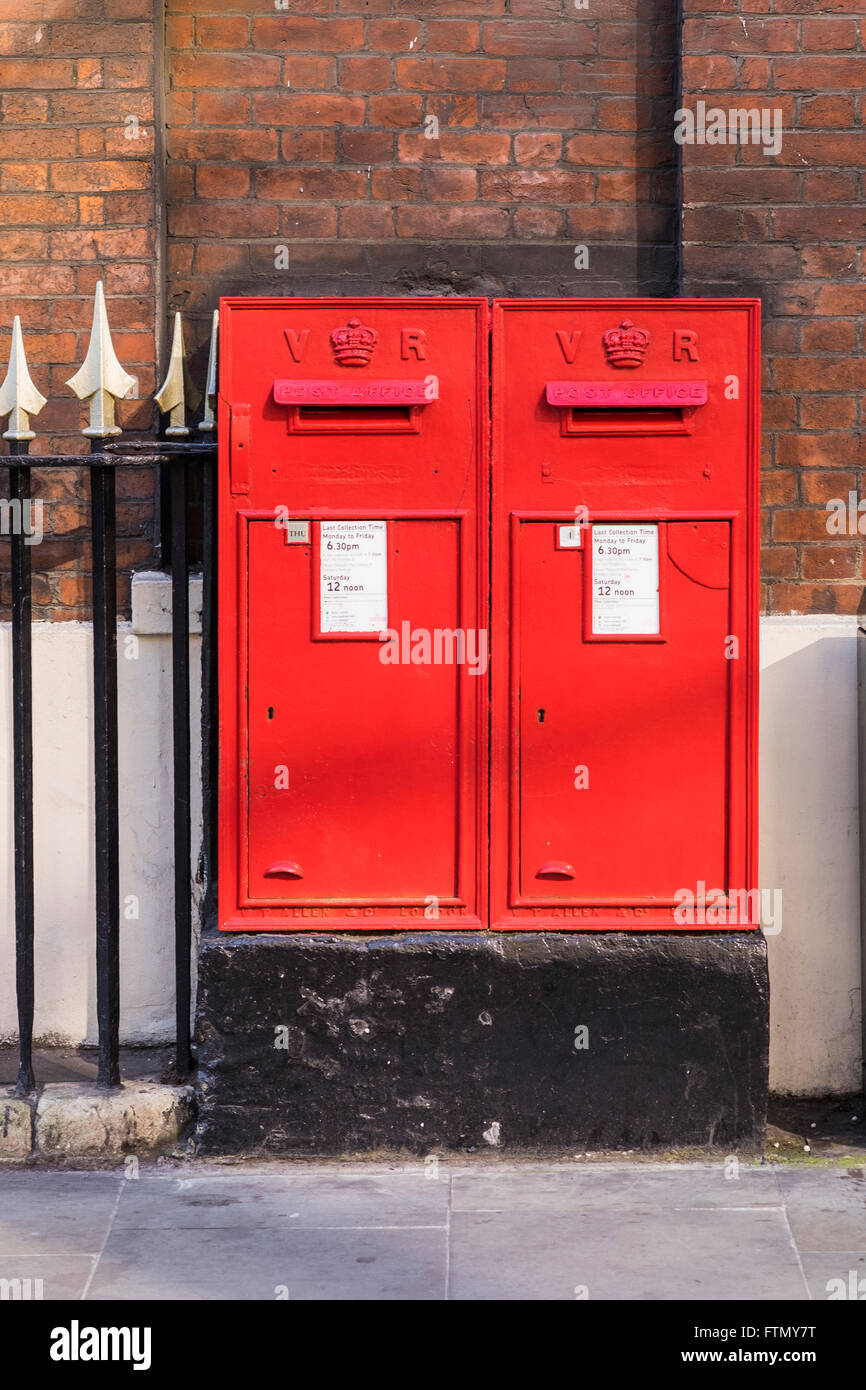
[1,0,863,617]
[0,0,160,619]
[164,0,678,334]
[681,0,866,614]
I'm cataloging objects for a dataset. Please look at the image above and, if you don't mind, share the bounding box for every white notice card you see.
[319,520,388,634]
[592,524,660,635]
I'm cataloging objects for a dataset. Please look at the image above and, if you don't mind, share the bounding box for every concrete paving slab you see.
[1,1161,864,1301]
[87,1225,447,1301]
[451,1162,782,1212]
[449,1208,808,1301]
[112,1168,449,1230]
[776,1167,866,1251]
[0,1171,122,1255]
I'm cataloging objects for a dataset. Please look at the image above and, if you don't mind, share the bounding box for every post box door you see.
[218,298,488,931]
[514,517,731,901]
[245,516,464,902]
[490,299,760,931]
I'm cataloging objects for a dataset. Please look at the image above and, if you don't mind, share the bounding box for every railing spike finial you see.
[199,309,219,434]
[155,311,202,438]
[0,316,47,441]
[66,281,136,438]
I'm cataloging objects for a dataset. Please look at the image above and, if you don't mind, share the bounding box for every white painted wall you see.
[0,602,861,1095]
[0,573,202,1046]
[761,615,862,1096]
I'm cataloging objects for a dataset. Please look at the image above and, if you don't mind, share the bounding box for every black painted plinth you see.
[195,932,768,1156]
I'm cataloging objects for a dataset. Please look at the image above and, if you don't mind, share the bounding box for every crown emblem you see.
[330,317,378,367]
[602,319,650,369]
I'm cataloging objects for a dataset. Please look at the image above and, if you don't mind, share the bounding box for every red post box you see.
[218,296,758,936]
[218,297,489,931]
[490,298,760,931]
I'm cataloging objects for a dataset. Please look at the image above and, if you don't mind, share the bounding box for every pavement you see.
[1,1159,865,1300]
[0,1048,174,1087]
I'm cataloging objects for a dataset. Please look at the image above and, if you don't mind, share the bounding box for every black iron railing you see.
[1,289,217,1091]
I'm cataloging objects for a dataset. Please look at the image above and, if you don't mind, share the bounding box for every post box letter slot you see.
[545,380,707,437]
[274,379,437,435]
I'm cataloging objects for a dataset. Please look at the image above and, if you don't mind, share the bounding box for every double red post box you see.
[218,297,760,933]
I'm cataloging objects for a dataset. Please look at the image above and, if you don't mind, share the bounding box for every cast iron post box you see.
[490,298,760,931]
[218,297,489,931]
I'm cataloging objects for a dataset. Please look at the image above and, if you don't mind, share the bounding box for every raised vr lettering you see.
[673,329,699,362]
[556,329,582,363]
[401,329,427,360]
[284,328,310,363]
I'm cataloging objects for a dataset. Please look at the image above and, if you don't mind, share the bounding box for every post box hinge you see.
[229,403,251,494]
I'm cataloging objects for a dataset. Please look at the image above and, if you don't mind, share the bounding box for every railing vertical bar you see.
[200,450,218,932]
[171,453,193,1076]
[9,439,36,1095]
[90,450,121,1089]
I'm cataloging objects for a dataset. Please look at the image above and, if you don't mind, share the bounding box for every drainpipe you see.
[858,599,866,1097]
[672,0,684,296]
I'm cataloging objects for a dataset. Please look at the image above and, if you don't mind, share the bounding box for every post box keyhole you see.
[537,708,545,723]
[267,707,275,720]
